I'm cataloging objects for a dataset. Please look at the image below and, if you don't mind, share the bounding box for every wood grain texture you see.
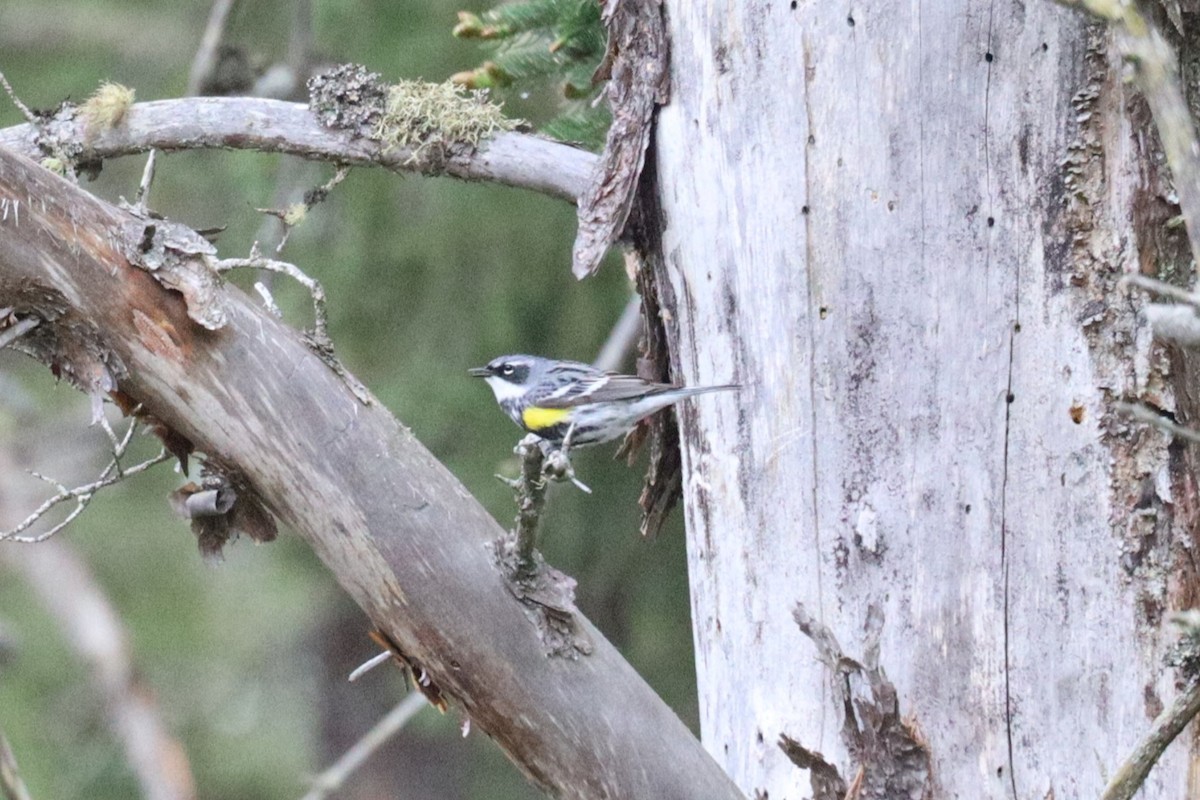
[0,145,744,800]
[654,1,1192,797]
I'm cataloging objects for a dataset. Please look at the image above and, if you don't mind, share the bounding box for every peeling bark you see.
[571,0,669,278]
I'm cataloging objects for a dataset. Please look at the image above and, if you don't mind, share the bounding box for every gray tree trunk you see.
[655,1,1194,797]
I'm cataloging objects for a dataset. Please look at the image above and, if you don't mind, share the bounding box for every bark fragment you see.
[786,603,933,800]
[571,0,669,278]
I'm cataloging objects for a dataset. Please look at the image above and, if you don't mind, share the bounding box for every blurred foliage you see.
[452,0,610,148]
[0,2,691,800]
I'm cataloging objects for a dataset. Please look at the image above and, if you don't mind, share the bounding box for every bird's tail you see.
[672,383,739,398]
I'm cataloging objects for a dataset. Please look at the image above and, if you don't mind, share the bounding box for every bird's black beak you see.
[468,366,491,378]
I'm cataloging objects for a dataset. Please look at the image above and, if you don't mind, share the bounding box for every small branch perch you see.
[507,436,549,579]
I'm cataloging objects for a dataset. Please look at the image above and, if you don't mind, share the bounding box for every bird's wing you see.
[536,373,674,409]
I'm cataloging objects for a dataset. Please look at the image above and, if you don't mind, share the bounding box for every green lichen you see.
[373,79,519,161]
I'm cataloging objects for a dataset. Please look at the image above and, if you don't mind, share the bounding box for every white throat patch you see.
[484,375,526,402]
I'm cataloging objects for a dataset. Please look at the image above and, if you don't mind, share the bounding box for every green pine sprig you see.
[452,0,609,150]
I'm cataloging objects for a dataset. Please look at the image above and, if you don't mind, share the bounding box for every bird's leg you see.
[544,423,592,494]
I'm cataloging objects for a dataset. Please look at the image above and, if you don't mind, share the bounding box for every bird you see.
[469,354,737,450]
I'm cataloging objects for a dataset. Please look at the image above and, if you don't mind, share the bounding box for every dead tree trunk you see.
[654,1,1197,797]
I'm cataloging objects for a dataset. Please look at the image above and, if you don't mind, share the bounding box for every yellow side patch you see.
[522,406,570,431]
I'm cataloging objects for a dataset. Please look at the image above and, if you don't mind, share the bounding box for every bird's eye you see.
[500,364,515,376]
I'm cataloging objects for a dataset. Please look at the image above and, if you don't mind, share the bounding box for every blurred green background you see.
[0,2,696,798]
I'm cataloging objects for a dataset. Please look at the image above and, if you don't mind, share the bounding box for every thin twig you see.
[347,651,392,682]
[3,448,170,543]
[1,407,168,543]
[214,246,329,346]
[593,293,642,372]
[0,71,37,126]
[133,149,158,212]
[300,692,428,800]
[0,730,32,800]
[1123,273,1200,306]
[1122,276,1200,346]
[0,318,39,350]
[1101,678,1200,800]
[186,0,239,96]
[258,165,351,253]
[1115,402,1200,444]
[253,282,283,317]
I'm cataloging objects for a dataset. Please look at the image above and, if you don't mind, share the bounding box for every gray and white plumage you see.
[470,354,736,446]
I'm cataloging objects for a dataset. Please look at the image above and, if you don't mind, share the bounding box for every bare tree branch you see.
[0,144,743,800]
[593,292,642,373]
[1101,678,1200,800]
[0,72,36,126]
[0,316,39,350]
[2,539,198,800]
[132,150,159,213]
[214,247,330,348]
[187,0,239,96]
[0,97,593,203]
[0,730,32,800]
[300,692,428,800]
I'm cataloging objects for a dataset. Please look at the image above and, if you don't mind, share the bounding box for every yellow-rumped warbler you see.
[470,354,737,448]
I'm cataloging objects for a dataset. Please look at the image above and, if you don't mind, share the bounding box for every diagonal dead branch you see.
[0,137,742,800]
[1100,677,1200,800]
[187,0,240,96]
[300,692,428,800]
[592,292,642,373]
[1115,401,1200,444]
[0,729,32,800]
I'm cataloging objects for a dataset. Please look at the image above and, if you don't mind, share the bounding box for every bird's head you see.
[469,354,545,401]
